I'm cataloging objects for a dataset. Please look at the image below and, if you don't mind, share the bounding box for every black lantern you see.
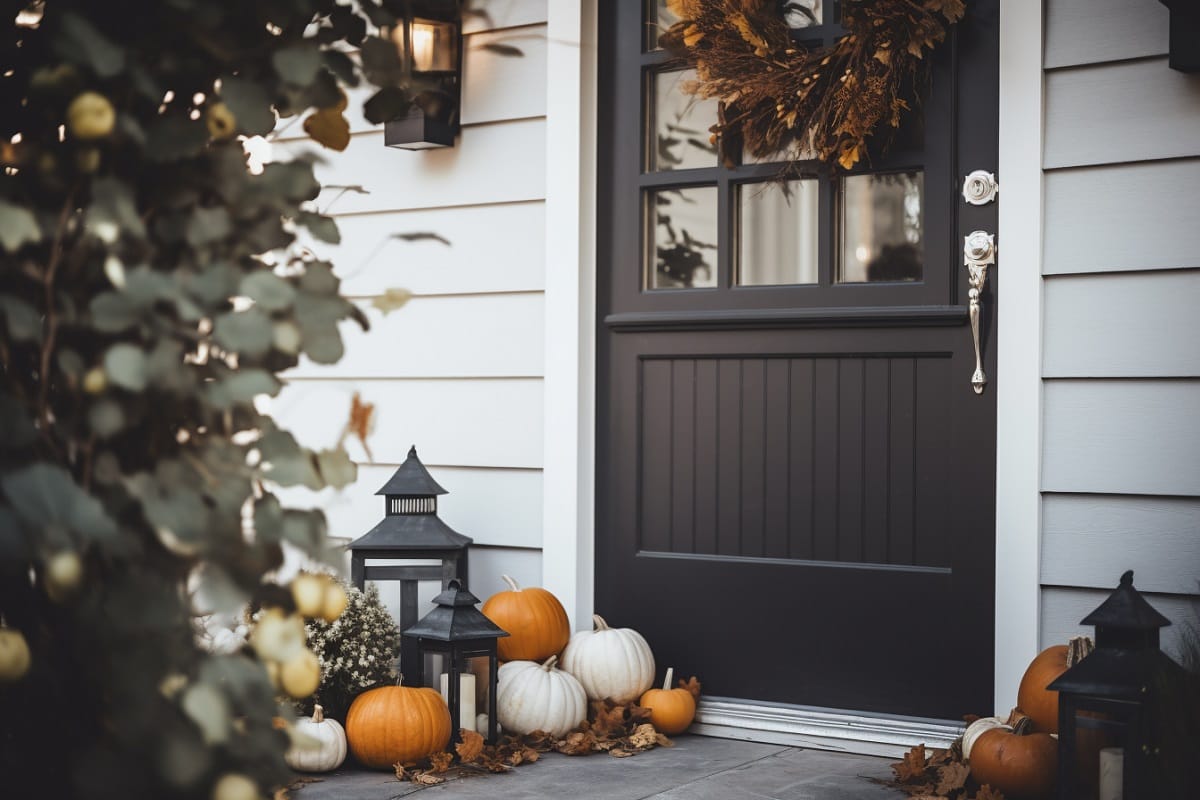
[385,0,463,149]
[1049,570,1186,800]
[402,579,508,745]
[348,445,470,676]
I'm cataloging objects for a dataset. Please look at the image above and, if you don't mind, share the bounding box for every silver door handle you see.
[963,231,995,395]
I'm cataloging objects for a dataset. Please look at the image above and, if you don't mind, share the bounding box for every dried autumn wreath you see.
[660,0,966,170]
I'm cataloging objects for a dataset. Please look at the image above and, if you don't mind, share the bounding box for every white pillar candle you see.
[439,672,476,731]
[1099,746,1124,800]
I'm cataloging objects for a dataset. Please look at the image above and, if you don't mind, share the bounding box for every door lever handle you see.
[963,231,995,394]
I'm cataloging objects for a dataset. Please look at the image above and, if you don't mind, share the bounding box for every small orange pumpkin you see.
[1017,636,1093,733]
[481,575,570,662]
[969,713,1057,800]
[345,678,451,768]
[638,667,696,735]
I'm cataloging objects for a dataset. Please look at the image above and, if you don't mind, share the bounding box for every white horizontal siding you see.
[272,377,543,467]
[1042,494,1200,595]
[1044,159,1200,275]
[300,201,545,296]
[1042,380,1200,496]
[272,463,543,548]
[286,119,546,215]
[286,293,544,378]
[1041,587,1200,660]
[463,0,547,33]
[1043,270,1200,377]
[1044,0,1168,69]
[1044,57,1200,169]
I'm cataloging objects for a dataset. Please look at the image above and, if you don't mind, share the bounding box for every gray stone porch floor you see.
[292,735,902,800]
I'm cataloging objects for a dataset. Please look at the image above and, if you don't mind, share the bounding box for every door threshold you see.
[691,696,963,759]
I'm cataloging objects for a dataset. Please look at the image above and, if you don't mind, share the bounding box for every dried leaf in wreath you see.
[892,744,928,783]
[456,729,484,763]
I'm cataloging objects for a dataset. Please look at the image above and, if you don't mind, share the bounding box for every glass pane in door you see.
[737,180,818,286]
[649,69,719,171]
[839,171,924,283]
[646,186,718,289]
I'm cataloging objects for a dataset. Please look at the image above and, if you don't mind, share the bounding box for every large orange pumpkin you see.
[1017,636,1093,733]
[345,682,451,768]
[481,575,570,662]
[969,714,1057,800]
[638,667,696,735]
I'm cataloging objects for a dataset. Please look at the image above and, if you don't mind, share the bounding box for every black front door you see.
[596,1,999,719]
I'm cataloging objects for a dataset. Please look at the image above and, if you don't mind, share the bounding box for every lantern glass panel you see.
[1062,700,1129,800]
[391,18,458,73]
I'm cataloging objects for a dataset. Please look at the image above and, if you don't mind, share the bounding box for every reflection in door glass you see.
[839,171,924,283]
[647,0,679,50]
[650,69,719,171]
[737,180,818,286]
[646,186,718,289]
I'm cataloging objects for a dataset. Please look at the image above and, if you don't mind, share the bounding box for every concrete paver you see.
[292,736,900,800]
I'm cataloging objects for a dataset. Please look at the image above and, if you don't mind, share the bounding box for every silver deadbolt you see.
[963,231,995,395]
[962,170,998,205]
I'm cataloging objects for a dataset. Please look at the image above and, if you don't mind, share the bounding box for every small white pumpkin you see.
[496,655,586,737]
[560,614,654,703]
[962,716,1010,761]
[285,704,347,773]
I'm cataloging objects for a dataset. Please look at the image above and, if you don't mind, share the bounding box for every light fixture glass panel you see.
[650,69,719,171]
[838,171,924,283]
[737,180,818,286]
[646,186,718,289]
[392,19,458,73]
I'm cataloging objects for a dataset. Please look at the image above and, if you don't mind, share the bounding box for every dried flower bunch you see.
[302,582,401,720]
[660,0,965,170]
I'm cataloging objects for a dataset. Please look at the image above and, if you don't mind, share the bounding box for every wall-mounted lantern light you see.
[385,1,463,150]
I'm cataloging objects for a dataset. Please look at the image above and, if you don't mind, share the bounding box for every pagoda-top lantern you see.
[1049,570,1188,800]
[348,445,471,676]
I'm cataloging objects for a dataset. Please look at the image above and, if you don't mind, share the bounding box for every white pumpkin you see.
[962,716,1010,761]
[285,704,347,773]
[496,655,586,737]
[560,614,654,703]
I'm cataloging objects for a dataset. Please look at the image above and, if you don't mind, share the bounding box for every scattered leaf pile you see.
[879,740,1006,800]
[390,680,701,787]
[660,0,965,170]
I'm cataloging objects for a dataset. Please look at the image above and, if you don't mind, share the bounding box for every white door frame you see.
[542,0,1046,733]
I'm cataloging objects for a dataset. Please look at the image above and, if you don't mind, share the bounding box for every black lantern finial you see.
[403,578,509,745]
[348,445,471,677]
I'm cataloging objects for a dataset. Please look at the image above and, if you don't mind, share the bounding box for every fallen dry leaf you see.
[456,729,484,763]
[428,751,453,773]
[409,770,445,785]
[628,723,659,749]
[610,748,634,758]
[892,744,928,783]
[678,676,702,699]
[974,786,1006,800]
[935,762,970,795]
[555,730,597,756]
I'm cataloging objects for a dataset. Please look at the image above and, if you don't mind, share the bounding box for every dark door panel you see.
[597,0,998,719]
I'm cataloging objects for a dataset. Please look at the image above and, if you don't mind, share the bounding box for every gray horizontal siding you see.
[1045,0,1168,69]
[1042,380,1200,496]
[1042,586,1200,660]
[1043,270,1200,377]
[1043,159,1200,275]
[1044,57,1200,169]
[1042,494,1200,595]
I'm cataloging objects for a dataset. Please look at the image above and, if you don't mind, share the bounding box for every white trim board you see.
[692,698,962,759]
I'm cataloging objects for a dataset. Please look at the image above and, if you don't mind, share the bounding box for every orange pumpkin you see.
[969,713,1057,800]
[481,575,570,662]
[345,680,451,768]
[1017,636,1093,733]
[638,667,695,735]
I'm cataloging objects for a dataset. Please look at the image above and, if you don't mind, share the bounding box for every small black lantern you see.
[348,445,470,676]
[403,579,509,745]
[385,0,463,149]
[1049,570,1186,800]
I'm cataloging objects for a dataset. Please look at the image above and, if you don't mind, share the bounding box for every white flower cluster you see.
[303,582,400,717]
